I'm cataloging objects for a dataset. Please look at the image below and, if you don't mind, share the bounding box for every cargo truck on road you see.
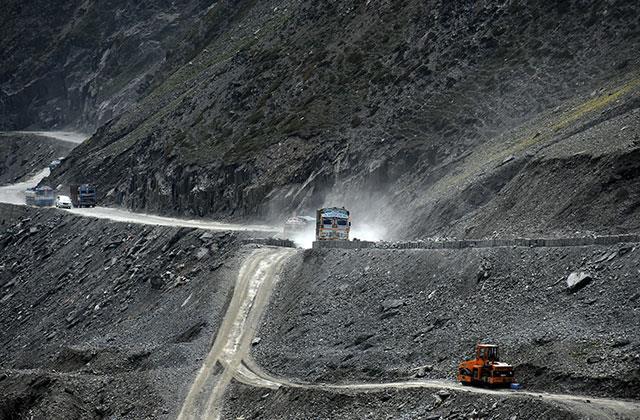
[70,184,97,208]
[25,186,55,207]
[315,207,351,241]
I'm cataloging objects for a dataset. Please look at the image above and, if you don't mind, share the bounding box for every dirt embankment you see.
[0,204,244,419]
[253,245,640,400]
[222,380,580,420]
[0,133,74,185]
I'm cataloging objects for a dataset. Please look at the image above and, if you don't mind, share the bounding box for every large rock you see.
[566,272,592,292]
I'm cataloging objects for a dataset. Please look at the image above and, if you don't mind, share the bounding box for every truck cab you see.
[315,207,351,241]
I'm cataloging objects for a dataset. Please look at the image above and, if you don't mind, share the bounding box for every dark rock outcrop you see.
[42,0,640,240]
[0,0,213,131]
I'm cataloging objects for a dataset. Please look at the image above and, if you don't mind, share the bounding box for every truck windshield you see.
[336,219,348,226]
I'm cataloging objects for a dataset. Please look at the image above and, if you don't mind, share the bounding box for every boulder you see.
[381,298,404,311]
[196,247,209,260]
[566,272,592,292]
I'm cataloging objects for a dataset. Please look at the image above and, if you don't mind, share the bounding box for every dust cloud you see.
[280,203,390,249]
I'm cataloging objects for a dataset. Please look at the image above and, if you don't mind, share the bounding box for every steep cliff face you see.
[0,0,212,131]
[0,133,74,184]
[42,0,640,238]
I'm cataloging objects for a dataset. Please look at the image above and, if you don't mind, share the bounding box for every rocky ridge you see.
[43,0,640,240]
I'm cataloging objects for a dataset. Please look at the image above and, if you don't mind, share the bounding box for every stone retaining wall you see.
[312,234,640,250]
[242,238,296,248]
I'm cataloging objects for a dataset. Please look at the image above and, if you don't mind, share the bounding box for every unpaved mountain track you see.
[0,131,280,233]
[3,132,639,418]
[63,206,281,233]
[240,358,640,419]
[177,247,295,420]
[177,247,640,419]
[0,130,89,144]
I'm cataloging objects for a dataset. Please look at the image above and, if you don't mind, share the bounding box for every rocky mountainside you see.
[0,0,213,131]
[0,133,74,184]
[43,0,640,239]
[0,204,244,419]
[254,245,640,400]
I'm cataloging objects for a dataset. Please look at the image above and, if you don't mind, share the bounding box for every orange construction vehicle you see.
[457,344,514,387]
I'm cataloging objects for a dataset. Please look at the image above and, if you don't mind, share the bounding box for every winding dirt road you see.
[3,131,640,418]
[177,246,640,419]
[177,247,296,420]
[0,131,280,233]
[0,130,88,144]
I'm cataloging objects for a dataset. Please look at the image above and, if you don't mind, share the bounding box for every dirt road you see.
[0,131,280,233]
[0,130,89,144]
[240,360,640,419]
[176,247,640,419]
[177,247,296,420]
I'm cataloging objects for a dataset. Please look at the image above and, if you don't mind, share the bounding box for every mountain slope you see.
[46,0,640,238]
[0,0,212,131]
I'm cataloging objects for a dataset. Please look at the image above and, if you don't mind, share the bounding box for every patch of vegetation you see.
[552,76,640,131]
[427,74,640,196]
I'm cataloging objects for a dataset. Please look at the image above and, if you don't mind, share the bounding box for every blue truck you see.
[25,186,55,207]
[70,184,97,208]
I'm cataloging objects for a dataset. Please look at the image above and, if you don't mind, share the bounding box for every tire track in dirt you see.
[177,247,295,420]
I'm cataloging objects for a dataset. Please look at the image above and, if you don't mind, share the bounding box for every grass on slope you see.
[424,72,640,198]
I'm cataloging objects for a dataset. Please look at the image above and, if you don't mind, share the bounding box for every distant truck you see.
[49,157,65,171]
[315,207,351,241]
[283,215,315,238]
[25,186,55,207]
[70,184,97,208]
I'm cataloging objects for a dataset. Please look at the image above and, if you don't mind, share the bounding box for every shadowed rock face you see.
[27,0,640,238]
[0,0,213,131]
[0,133,74,185]
[0,204,242,419]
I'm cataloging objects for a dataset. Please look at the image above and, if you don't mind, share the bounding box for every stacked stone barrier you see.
[312,234,640,250]
[243,238,296,248]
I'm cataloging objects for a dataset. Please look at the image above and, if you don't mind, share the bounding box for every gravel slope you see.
[253,245,640,400]
[222,380,581,420]
[0,133,74,185]
[0,204,244,419]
